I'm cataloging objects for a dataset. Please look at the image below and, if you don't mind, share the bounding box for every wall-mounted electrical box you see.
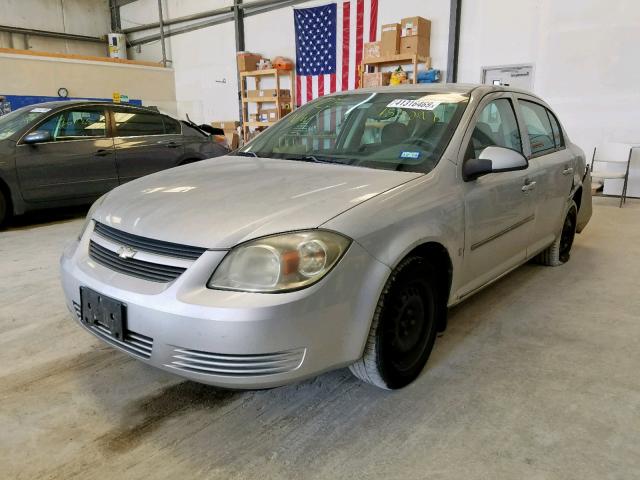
[482,64,534,90]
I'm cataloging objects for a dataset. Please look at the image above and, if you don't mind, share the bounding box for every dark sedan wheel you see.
[0,190,9,229]
[350,257,440,389]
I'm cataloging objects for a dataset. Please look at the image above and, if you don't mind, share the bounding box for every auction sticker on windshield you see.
[386,99,441,110]
[30,108,51,113]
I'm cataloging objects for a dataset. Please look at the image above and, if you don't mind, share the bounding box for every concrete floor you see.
[1,197,639,480]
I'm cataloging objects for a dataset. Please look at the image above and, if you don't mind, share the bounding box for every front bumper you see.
[60,225,390,389]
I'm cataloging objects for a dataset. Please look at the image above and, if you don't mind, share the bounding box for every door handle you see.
[521,180,537,192]
[165,141,181,149]
[562,167,574,175]
[95,149,112,157]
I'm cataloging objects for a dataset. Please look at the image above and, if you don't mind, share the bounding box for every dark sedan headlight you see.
[208,230,351,293]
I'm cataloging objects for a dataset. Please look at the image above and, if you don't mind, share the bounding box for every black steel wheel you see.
[535,200,578,267]
[558,205,577,263]
[350,257,441,390]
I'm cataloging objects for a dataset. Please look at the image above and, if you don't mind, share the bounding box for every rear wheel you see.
[536,200,577,266]
[349,257,440,390]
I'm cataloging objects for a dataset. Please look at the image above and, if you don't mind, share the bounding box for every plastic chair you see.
[590,144,637,207]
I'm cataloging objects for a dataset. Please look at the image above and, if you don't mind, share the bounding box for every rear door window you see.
[163,116,181,134]
[113,110,165,136]
[519,100,556,156]
[546,110,564,149]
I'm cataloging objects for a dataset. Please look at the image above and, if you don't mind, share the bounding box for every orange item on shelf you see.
[273,56,294,70]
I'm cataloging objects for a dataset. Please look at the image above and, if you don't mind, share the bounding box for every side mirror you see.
[463,146,528,181]
[23,131,52,145]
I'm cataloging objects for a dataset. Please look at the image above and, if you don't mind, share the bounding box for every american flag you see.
[294,0,379,106]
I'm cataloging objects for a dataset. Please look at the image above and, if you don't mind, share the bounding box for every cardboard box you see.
[400,35,430,57]
[401,16,431,38]
[381,23,401,55]
[211,121,240,131]
[246,89,291,98]
[225,131,240,149]
[364,41,381,59]
[237,52,262,72]
[362,72,392,88]
[260,106,292,121]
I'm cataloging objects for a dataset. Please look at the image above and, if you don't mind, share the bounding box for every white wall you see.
[0,0,110,57]
[123,0,450,123]
[122,0,236,121]
[0,51,177,114]
[121,0,640,158]
[458,0,640,156]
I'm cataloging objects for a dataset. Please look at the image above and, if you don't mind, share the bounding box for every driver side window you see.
[465,99,522,160]
[36,108,106,141]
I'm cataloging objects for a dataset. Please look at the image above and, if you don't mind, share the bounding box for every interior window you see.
[519,100,556,156]
[36,109,106,141]
[272,101,348,154]
[465,99,522,160]
[546,110,564,149]
[114,110,165,136]
[361,109,411,146]
[163,116,181,135]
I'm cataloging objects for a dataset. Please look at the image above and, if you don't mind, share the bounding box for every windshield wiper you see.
[235,151,258,157]
[279,154,341,164]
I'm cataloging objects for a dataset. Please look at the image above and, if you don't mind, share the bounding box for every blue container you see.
[417,69,441,83]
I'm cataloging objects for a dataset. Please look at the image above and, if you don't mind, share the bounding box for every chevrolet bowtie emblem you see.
[117,245,137,260]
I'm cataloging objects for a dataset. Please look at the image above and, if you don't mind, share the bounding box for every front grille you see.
[167,347,306,377]
[91,324,154,359]
[89,240,186,282]
[73,300,82,320]
[73,301,153,359]
[93,222,206,260]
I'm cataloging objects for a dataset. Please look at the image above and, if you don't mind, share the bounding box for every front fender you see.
[0,143,25,215]
[323,173,464,304]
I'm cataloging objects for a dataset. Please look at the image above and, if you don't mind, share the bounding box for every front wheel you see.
[536,200,577,266]
[349,257,440,390]
[0,189,10,230]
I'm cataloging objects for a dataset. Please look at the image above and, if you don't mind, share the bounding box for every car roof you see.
[23,100,156,111]
[338,83,536,97]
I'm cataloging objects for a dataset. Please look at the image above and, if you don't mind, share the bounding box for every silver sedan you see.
[60,84,592,390]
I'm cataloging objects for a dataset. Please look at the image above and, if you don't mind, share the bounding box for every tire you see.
[536,200,577,266]
[0,189,10,230]
[349,256,441,390]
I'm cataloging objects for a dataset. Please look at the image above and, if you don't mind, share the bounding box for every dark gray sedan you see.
[0,101,228,226]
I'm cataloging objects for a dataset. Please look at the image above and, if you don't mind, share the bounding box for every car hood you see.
[94,156,421,248]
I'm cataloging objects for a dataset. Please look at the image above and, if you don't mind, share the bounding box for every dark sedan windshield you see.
[0,105,53,141]
[240,91,468,173]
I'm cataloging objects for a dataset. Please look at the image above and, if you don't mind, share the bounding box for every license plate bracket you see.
[80,287,127,340]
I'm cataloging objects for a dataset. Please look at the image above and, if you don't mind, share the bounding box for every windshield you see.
[0,105,53,141]
[240,91,468,173]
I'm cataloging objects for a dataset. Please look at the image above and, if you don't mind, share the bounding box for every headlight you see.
[78,194,107,240]
[208,230,351,293]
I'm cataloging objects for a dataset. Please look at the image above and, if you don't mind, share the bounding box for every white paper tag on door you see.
[386,99,441,110]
